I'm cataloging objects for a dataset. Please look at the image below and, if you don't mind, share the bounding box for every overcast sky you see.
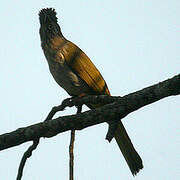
[0,1,179,180]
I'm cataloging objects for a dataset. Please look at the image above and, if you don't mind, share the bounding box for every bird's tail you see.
[87,103,143,175]
[114,121,143,175]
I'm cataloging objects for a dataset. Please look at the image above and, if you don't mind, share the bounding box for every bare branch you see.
[0,74,179,151]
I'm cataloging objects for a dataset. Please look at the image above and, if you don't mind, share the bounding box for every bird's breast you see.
[44,48,91,96]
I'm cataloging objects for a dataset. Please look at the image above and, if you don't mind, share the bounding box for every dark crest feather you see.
[39,8,58,25]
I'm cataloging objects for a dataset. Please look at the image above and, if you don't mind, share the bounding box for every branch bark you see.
[0,74,179,151]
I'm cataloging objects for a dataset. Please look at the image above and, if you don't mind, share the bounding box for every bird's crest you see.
[39,8,58,25]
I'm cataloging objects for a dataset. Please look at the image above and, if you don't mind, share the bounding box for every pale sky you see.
[0,1,179,180]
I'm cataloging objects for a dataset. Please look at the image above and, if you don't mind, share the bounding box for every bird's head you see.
[39,8,62,43]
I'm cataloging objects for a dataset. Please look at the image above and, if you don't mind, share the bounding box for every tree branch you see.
[0,74,179,151]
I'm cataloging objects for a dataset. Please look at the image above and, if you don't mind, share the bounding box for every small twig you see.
[45,98,73,120]
[69,130,75,180]
[16,138,40,180]
[16,98,75,180]
[46,96,117,121]
[69,105,82,180]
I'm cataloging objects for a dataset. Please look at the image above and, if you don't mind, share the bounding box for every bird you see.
[39,8,143,175]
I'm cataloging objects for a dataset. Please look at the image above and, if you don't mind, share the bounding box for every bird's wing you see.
[60,41,110,96]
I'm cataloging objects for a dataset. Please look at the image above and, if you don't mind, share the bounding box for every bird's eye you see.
[48,24,52,30]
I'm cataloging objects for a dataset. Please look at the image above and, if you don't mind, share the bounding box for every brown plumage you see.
[39,8,143,175]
